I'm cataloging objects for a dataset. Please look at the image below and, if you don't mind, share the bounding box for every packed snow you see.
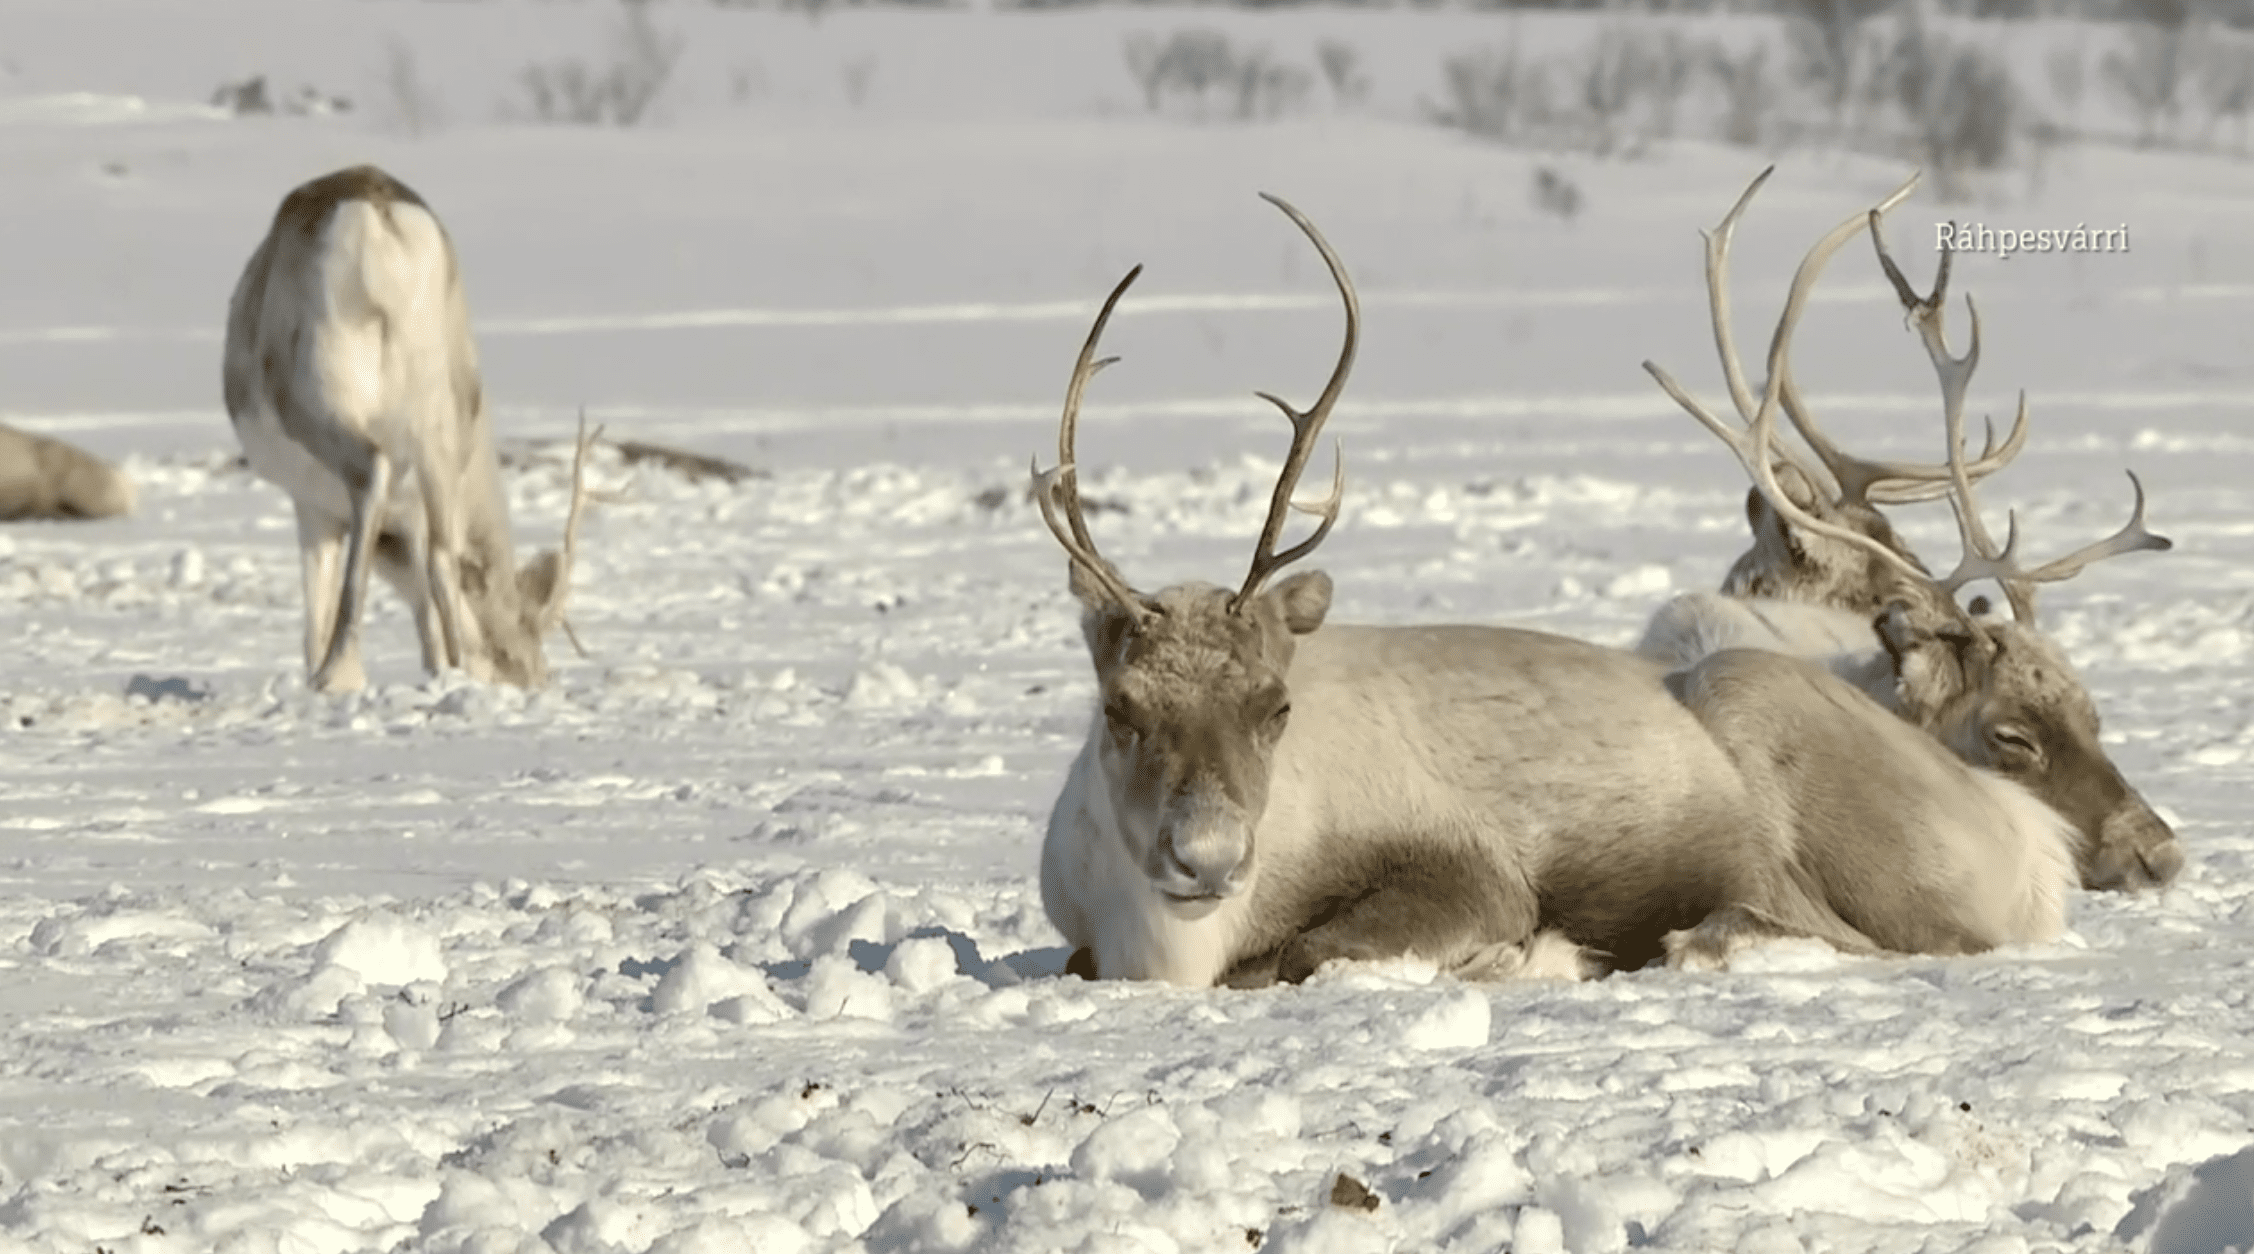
[3,2,2254,1251]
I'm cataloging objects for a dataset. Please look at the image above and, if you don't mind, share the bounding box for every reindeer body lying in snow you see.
[1635,167,2183,893]
[1044,610,2077,986]
[0,423,134,521]
[224,164,593,692]
[1035,195,2078,988]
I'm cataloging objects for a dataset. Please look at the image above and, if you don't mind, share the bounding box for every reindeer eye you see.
[1103,704,1135,739]
[1991,727,2039,759]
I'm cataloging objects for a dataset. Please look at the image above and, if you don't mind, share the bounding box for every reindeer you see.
[1036,193,2080,988]
[224,165,596,693]
[0,423,134,521]
[1636,168,2182,893]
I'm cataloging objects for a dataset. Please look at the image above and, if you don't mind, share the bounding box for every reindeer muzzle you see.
[2086,804,2184,891]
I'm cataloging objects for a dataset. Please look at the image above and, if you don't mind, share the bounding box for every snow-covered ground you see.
[4,3,2254,1251]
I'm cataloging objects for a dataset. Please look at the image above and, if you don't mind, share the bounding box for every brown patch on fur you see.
[268,165,430,239]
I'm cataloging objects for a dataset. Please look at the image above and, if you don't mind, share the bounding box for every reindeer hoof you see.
[1064,948,1098,981]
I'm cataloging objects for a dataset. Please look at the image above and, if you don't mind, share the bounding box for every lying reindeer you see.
[1636,167,2182,893]
[224,165,596,693]
[0,423,134,521]
[1036,194,2079,988]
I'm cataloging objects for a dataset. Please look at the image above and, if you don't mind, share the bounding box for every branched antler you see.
[544,410,605,651]
[1231,192,1356,613]
[1652,174,2174,623]
[1644,168,1931,580]
[1865,215,2174,622]
[1648,166,2026,519]
[1030,266,1156,626]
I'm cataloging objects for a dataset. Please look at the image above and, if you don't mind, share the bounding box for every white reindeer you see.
[0,423,134,521]
[1035,194,2078,988]
[1636,168,2182,892]
[223,165,595,693]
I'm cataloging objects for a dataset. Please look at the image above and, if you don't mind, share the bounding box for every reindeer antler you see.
[543,410,605,648]
[1647,166,2028,521]
[1646,168,1930,578]
[1231,192,1355,613]
[1860,215,2175,622]
[1030,265,1156,627]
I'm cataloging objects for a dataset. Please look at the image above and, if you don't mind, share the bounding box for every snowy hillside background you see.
[4,1,2254,1250]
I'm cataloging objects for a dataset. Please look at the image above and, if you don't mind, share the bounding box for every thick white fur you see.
[1043,714,1257,987]
[1635,591,1897,700]
[1961,769,2080,944]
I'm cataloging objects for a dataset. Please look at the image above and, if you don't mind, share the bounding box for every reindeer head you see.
[1649,167,2181,891]
[458,418,600,689]
[1035,194,1354,908]
[1722,460,1926,614]
[1875,598,2182,890]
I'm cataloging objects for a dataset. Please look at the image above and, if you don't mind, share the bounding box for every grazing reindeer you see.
[0,423,134,521]
[224,165,595,693]
[1637,168,2182,892]
[1036,193,2079,988]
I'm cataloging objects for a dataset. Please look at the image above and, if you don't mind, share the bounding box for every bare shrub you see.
[1574,26,1694,154]
[383,38,444,136]
[1229,50,1312,120]
[1706,43,1777,148]
[1899,44,2019,195]
[2193,28,2254,150]
[2102,11,2194,146]
[518,1,683,127]
[1781,0,1892,136]
[1430,44,1555,143]
[1316,40,1372,108]
[1434,28,1692,157]
[1125,30,1235,112]
[1122,30,1310,122]
[1853,11,2022,197]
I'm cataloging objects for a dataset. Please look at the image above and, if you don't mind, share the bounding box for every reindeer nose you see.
[2090,807,2184,891]
[2137,839,2186,888]
[1155,826,1247,900]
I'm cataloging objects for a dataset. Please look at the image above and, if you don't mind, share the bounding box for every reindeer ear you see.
[1874,600,1922,661]
[1266,570,1332,635]
[1742,487,1767,530]
[518,549,566,624]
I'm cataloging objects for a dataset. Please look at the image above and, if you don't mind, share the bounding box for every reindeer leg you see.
[372,527,443,677]
[416,480,473,677]
[1221,841,1541,987]
[1664,895,1885,972]
[294,502,349,683]
[311,454,393,693]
